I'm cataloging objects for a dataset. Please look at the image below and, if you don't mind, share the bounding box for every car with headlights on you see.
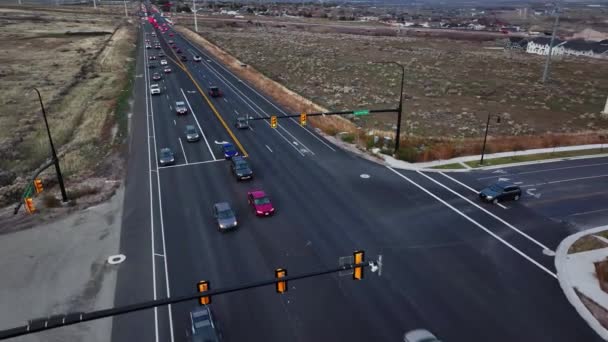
[185,125,200,142]
[213,202,238,231]
[247,190,274,216]
[230,156,253,181]
[158,147,175,166]
[175,101,188,115]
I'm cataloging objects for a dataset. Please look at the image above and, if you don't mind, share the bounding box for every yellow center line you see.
[164,40,249,157]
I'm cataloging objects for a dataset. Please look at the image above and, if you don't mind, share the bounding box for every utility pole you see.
[193,0,198,32]
[480,114,501,165]
[93,0,97,9]
[541,3,560,84]
[377,62,405,154]
[123,0,128,17]
[603,94,608,115]
[33,88,68,203]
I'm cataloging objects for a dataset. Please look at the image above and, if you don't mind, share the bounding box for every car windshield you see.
[235,162,249,170]
[254,197,270,205]
[224,145,235,152]
[186,127,196,134]
[161,150,171,157]
[217,209,234,219]
[489,184,504,192]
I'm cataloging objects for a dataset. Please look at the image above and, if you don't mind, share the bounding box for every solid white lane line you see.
[417,171,552,252]
[186,39,336,152]
[144,31,176,342]
[180,88,216,161]
[266,145,273,153]
[547,174,608,185]
[519,174,608,188]
[159,159,224,169]
[387,167,557,279]
[178,138,188,164]
[440,172,507,210]
[142,29,161,342]
[477,162,608,180]
[570,208,608,217]
[154,253,165,257]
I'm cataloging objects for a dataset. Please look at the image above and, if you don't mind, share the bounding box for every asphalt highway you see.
[111,10,606,342]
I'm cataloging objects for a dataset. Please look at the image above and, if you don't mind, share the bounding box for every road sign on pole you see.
[353,109,370,116]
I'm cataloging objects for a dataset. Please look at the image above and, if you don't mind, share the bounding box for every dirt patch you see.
[569,235,608,254]
[0,6,136,217]
[576,288,608,331]
[178,20,608,161]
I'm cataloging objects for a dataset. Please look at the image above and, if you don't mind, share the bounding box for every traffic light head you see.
[270,115,277,128]
[24,197,35,214]
[197,280,211,305]
[353,250,364,280]
[275,268,287,294]
[300,113,307,126]
[33,179,43,194]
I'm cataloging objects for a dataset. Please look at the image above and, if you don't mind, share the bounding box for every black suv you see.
[230,156,253,181]
[479,182,522,204]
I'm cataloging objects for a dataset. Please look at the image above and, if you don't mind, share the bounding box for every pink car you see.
[247,190,275,216]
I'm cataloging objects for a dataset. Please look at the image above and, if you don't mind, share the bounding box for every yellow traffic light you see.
[300,113,307,126]
[270,115,277,128]
[33,179,43,194]
[353,250,364,280]
[197,280,211,305]
[24,197,35,214]
[275,268,287,294]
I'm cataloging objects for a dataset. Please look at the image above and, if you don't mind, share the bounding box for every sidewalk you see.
[379,143,608,172]
[556,225,608,341]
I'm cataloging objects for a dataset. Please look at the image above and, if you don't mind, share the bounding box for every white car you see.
[404,329,440,342]
[160,59,168,65]
[150,84,161,95]
[193,55,202,62]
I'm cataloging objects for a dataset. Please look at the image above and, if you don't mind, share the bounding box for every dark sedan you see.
[479,182,521,204]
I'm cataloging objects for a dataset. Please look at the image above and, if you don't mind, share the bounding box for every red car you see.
[169,33,174,37]
[248,190,275,216]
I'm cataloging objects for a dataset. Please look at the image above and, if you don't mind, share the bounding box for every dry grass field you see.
[180,18,608,161]
[0,5,136,206]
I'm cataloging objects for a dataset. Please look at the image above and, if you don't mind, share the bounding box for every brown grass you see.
[176,26,360,137]
[577,289,608,331]
[569,235,608,254]
[399,132,608,163]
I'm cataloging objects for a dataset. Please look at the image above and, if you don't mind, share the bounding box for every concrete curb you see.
[555,225,608,341]
[381,150,608,173]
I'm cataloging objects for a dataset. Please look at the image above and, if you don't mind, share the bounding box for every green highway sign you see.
[353,109,370,116]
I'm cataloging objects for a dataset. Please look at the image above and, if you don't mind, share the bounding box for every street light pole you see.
[542,3,560,84]
[377,61,405,154]
[193,0,198,32]
[123,0,128,17]
[480,113,501,165]
[33,88,68,203]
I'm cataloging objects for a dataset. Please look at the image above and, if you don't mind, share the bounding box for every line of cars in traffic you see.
[145,20,269,340]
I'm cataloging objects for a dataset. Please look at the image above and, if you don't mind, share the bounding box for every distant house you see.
[526,37,608,59]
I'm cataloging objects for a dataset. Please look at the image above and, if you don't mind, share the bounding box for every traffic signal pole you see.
[34,88,68,203]
[0,256,381,340]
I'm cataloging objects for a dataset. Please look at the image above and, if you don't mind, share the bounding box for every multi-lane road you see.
[111,8,607,342]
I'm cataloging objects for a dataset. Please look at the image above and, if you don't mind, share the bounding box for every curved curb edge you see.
[555,225,608,341]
